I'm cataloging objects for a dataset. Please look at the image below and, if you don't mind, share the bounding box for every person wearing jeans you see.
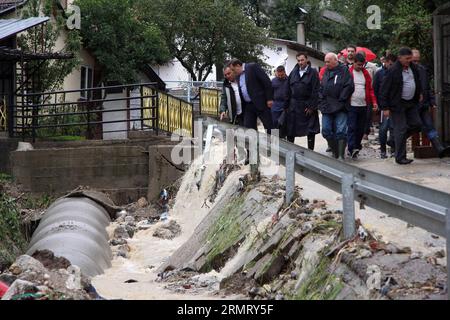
[347,53,378,159]
[374,53,397,158]
[319,53,355,160]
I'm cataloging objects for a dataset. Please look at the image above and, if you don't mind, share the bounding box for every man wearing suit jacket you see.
[229,59,274,133]
[379,47,423,165]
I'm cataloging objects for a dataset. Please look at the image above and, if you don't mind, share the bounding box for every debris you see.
[358,226,368,241]
[410,252,423,260]
[1,280,38,300]
[0,281,9,299]
[137,197,149,208]
[65,266,82,291]
[124,279,138,284]
[366,265,382,291]
[31,250,71,271]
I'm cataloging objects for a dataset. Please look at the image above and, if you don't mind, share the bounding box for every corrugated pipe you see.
[27,196,114,278]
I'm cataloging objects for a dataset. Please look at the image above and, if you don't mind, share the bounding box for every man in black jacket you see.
[284,52,320,150]
[319,53,355,160]
[220,65,243,126]
[412,49,450,158]
[380,47,423,165]
[230,59,274,133]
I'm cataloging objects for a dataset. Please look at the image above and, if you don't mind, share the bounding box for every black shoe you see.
[351,149,360,160]
[327,139,338,158]
[396,159,414,165]
[380,152,388,159]
[307,135,315,151]
[430,137,450,159]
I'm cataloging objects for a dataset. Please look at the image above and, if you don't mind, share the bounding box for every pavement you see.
[262,129,450,265]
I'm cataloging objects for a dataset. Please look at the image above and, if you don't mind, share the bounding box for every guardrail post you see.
[342,174,356,239]
[285,151,296,205]
[446,209,450,300]
[250,133,260,179]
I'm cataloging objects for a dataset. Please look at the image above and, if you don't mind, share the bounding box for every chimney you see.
[296,21,306,45]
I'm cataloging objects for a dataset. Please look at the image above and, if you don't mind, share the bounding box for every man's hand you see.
[220,112,227,121]
[383,110,390,118]
[267,100,274,109]
[419,94,424,103]
[373,104,379,112]
[305,108,314,116]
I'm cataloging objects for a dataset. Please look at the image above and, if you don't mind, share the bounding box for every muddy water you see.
[92,142,245,300]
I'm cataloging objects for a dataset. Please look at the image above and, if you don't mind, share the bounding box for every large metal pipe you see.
[27,197,113,278]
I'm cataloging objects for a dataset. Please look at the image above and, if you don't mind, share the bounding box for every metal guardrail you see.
[199,87,221,118]
[202,117,450,298]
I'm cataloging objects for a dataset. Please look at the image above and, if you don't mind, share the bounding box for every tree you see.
[140,0,269,81]
[17,0,82,93]
[232,0,271,28]
[269,0,326,43]
[75,0,170,84]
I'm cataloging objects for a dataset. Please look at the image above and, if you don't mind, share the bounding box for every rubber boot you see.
[338,139,347,161]
[327,139,338,159]
[430,137,450,159]
[307,134,315,151]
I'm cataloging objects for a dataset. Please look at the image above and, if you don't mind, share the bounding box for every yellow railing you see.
[142,87,194,137]
[0,97,7,132]
[199,87,221,117]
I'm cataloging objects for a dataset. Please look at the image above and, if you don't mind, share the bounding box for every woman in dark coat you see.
[284,53,320,150]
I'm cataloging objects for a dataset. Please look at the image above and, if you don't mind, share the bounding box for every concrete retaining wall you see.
[10,138,188,205]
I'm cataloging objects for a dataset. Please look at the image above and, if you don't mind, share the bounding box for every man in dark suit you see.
[412,49,450,158]
[229,59,274,133]
[380,47,423,165]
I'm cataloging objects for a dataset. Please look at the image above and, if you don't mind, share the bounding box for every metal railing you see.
[199,87,221,118]
[165,80,223,103]
[10,82,194,141]
[202,117,450,298]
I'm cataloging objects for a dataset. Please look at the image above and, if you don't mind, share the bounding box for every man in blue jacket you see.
[319,53,355,160]
[230,59,274,133]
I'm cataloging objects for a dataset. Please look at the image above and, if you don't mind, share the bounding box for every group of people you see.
[219,45,450,165]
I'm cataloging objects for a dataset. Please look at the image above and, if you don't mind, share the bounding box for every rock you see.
[191,271,222,290]
[65,266,82,291]
[110,238,127,246]
[9,255,46,276]
[357,249,373,259]
[137,197,149,208]
[434,250,445,259]
[290,271,298,280]
[153,220,182,240]
[114,225,132,239]
[410,252,423,260]
[124,216,136,226]
[275,293,285,300]
[1,280,38,300]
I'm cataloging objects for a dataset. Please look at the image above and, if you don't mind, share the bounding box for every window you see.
[80,66,93,100]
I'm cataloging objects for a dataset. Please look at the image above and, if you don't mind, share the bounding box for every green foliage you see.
[75,0,170,84]
[205,194,246,270]
[0,173,12,183]
[232,0,271,28]
[292,255,344,300]
[0,194,27,269]
[140,0,269,81]
[18,0,82,93]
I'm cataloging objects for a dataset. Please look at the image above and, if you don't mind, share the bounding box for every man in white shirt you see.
[220,65,243,125]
